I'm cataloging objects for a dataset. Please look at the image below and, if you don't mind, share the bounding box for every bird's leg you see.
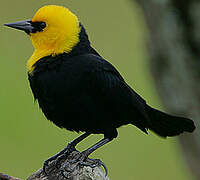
[43,132,90,172]
[76,137,112,176]
[82,138,111,156]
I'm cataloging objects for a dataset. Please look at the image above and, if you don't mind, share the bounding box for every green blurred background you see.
[0,0,194,179]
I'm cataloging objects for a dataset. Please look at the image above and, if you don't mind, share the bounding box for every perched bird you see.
[5,5,195,173]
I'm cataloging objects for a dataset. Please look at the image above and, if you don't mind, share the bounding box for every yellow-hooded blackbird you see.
[5,5,195,173]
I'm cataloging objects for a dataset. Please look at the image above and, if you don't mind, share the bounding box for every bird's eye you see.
[30,21,46,33]
[40,22,46,29]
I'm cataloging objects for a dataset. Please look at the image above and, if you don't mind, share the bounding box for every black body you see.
[28,25,195,139]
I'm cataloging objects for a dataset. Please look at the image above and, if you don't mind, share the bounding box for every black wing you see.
[85,54,150,132]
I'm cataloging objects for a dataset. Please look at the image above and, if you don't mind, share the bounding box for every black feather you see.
[28,24,195,140]
[145,105,195,137]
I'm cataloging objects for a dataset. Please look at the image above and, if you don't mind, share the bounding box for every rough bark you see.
[0,173,21,180]
[133,0,200,179]
[1,151,109,180]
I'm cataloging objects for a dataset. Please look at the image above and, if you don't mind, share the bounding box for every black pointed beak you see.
[4,19,34,34]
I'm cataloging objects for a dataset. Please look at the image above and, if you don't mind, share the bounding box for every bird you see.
[5,5,195,174]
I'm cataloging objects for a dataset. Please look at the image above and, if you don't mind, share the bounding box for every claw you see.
[42,144,76,174]
[55,152,69,168]
[43,160,49,175]
[99,160,108,177]
[79,158,108,177]
[42,155,57,174]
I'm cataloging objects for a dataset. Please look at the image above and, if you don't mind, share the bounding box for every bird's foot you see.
[62,151,108,176]
[42,150,108,178]
[43,142,76,174]
[79,157,108,176]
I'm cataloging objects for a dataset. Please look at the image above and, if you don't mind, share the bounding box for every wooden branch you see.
[27,150,109,180]
[0,173,21,180]
[1,150,109,180]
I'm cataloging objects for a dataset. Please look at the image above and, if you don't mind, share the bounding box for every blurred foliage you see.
[0,0,193,179]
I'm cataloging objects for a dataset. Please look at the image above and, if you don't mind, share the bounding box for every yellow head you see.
[5,5,81,73]
[31,5,80,53]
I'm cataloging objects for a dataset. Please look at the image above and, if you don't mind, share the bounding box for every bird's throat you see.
[27,31,80,74]
[27,49,53,74]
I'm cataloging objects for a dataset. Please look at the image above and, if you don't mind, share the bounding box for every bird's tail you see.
[145,105,195,137]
